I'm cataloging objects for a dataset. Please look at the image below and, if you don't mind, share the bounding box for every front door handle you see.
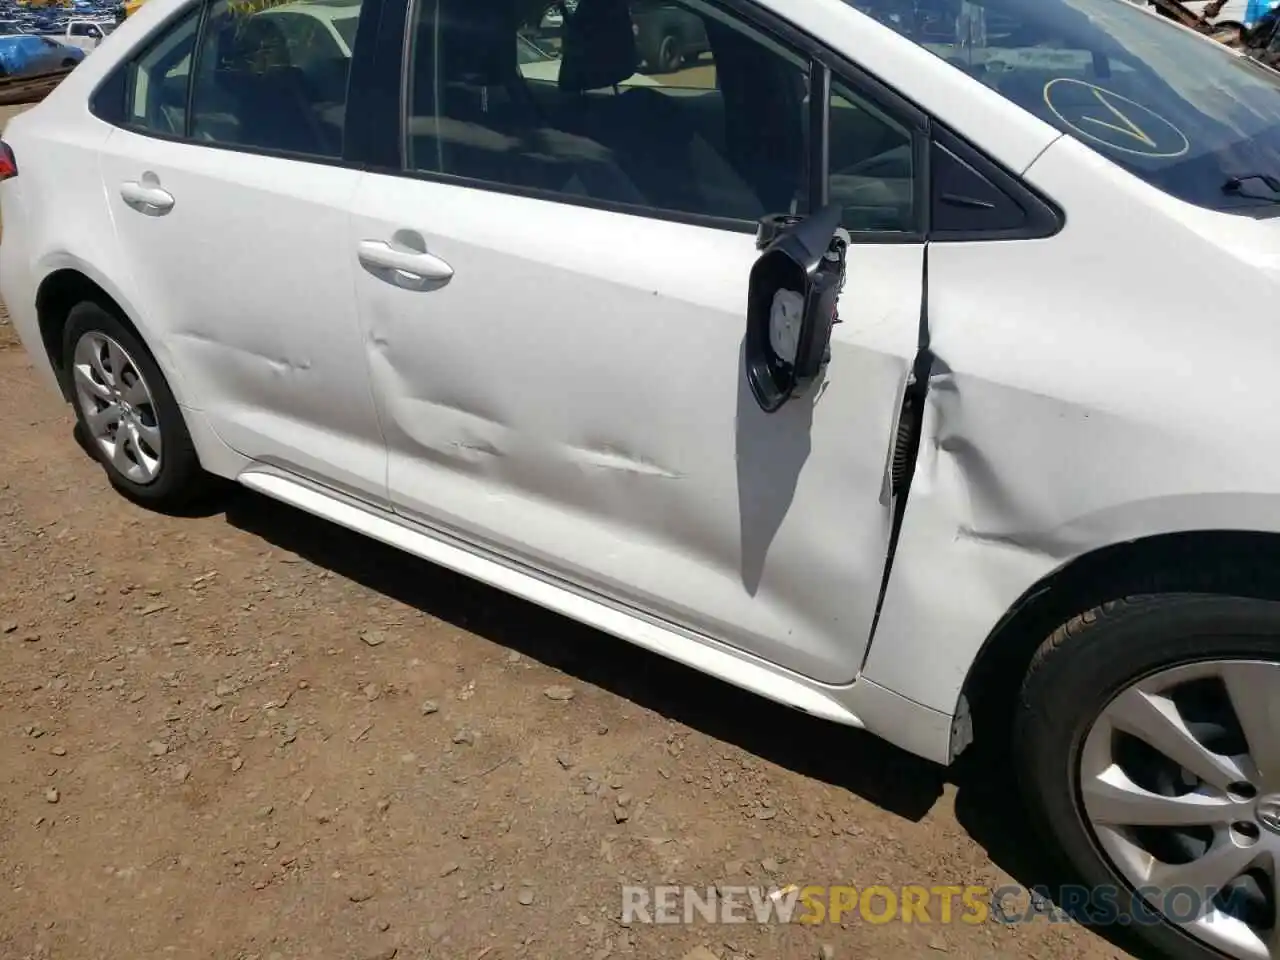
[357,238,454,287]
[120,179,175,215]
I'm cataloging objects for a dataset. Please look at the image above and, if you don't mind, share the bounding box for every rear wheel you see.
[1016,594,1280,960]
[60,57,77,67]
[63,301,211,510]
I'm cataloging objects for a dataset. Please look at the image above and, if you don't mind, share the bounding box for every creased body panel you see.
[98,132,388,502]
[865,135,1280,721]
[352,174,922,685]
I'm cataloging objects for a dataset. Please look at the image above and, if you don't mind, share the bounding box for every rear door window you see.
[188,0,363,157]
[100,0,368,160]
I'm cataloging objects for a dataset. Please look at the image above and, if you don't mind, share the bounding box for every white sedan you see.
[3,0,1280,957]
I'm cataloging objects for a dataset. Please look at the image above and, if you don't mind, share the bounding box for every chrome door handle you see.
[120,180,174,215]
[357,239,454,286]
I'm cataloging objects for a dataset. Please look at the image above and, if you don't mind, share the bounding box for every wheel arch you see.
[956,529,1280,758]
[33,259,196,409]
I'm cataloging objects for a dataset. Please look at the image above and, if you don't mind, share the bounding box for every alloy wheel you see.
[1081,658,1280,959]
[71,331,164,484]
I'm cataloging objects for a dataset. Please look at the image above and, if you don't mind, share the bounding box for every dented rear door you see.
[99,134,389,504]
[349,174,923,685]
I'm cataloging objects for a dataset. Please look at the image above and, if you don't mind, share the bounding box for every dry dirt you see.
[0,106,1139,960]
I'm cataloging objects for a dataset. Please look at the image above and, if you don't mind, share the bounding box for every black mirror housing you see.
[745,204,848,413]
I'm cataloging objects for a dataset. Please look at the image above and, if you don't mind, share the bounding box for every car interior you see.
[405,0,914,227]
[189,9,347,155]
[128,0,916,229]
[406,0,799,219]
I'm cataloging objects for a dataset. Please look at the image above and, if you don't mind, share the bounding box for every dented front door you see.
[349,175,922,684]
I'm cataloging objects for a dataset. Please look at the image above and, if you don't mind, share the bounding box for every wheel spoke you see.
[84,402,122,437]
[121,375,150,407]
[88,338,116,389]
[1108,686,1248,791]
[1147,837,1260,899]
[73,361,112,401]
[110,433,135,476]
[105,340,129,387]
[126,423,159,480]
[1219,662,1280,791]
[1084,767,1234,827]
[134,419,162,458]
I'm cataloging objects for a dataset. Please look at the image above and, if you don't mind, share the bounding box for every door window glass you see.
[406,0,810,223]
[188,0,363,158]
[126,7,199,136]
[828,82,917,233]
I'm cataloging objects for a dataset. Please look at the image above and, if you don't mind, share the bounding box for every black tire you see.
[653,33,682,73]
[1014,593,1280,960]
[61,58,77,68]
[62,300,212,510]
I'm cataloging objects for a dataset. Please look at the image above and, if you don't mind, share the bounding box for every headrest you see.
[215,16,291,72]
[434,0,519,87]
[558,0,638,93]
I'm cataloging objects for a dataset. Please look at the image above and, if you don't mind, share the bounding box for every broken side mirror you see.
[745,203,849,414]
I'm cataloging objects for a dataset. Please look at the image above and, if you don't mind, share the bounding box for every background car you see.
[0,33,83,77]
[1130,0,1280,32]
[631,0,709,73]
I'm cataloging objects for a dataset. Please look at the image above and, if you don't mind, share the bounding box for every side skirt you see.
[238,466,869,729]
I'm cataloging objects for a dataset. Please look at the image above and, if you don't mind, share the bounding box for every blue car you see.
[0,34,83,78]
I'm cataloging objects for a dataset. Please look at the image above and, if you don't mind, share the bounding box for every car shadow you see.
[224,491,943,820]
[223,490,1159,959]
[72,421,230,518]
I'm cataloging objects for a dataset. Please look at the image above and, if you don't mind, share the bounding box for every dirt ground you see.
[0,109,1138,960]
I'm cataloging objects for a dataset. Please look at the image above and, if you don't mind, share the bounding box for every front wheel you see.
[62,301,212,509]
[1015,594,1280,960]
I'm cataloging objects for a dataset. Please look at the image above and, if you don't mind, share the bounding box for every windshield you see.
[844,0,1280,213]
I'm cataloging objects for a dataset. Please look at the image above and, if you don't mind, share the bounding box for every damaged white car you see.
[4,0,1280,956]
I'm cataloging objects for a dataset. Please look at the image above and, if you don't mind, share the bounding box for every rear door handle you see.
[120,180,175,215]
[357,239,454,287]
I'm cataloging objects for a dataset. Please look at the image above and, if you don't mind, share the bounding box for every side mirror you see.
[744,203,849,414]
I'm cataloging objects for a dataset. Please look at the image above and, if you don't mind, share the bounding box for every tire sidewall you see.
[1016,595,1280,960]
[658,34,681,72]
[62,301,193,505]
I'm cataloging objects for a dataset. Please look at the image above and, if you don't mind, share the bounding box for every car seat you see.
[557,0,772,220]
[409,0,643,203]
[196,14,335,156]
